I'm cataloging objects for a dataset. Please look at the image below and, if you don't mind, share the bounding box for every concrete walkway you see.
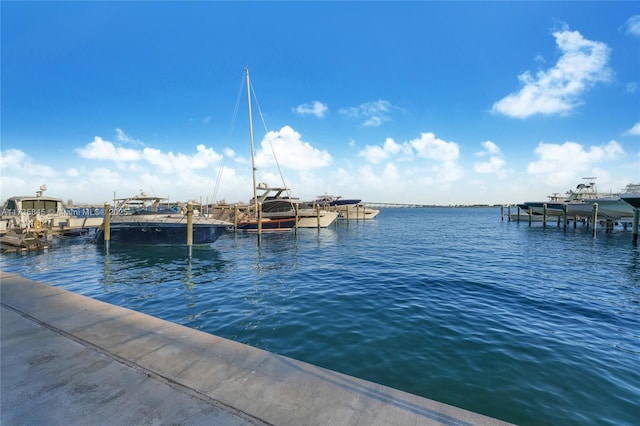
[1,272,512,425]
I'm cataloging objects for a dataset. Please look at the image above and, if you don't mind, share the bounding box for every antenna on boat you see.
[36,184,47,197]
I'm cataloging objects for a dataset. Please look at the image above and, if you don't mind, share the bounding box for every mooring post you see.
[563,204,568,230]
[528,207,533,226]
[104,202,110,254]
[294,203,299,234]
[316,204,321,229]
[543,203,547,228]
[233,204,239,232]
[632,208,639,244]
[187,202,193,259]
[592,203,598,238]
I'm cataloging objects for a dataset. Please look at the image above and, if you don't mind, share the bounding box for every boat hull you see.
[297,210,339,228]
[338,208,380,220]
[236,218,297,232]
[620,193,640,209]
[96,222,227,245]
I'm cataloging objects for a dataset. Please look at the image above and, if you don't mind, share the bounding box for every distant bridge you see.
[362,202,432,208]
[363,202,499,208]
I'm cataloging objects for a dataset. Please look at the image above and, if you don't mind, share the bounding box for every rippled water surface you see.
[2,208,639,425]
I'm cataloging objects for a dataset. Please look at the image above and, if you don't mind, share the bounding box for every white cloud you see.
[492,28,612,118]
[76,136,142,161]
[0,148,57,177]
[409,132,459,162]
[476,140,502,157]
[358,137,410,164]
[254,125,332,171]
[115,128,144,145]
[473,140,507,176]
[625,122,640,136]
[474,157,506,174]
[622,15,640,37]
[293,101,328,118]
[339,100,394,127]
[527,140,624,186]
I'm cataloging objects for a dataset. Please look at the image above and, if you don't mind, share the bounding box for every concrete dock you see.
[1,272,511,425]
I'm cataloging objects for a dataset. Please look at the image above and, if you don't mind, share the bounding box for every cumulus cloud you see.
[358,137,410,164]
[622,15,640,37]
[0,148,56,177]
[358,132,459,164]
[75,131,224,174]
[76,136,142,161]
[492,28,612,118]
[255,125,331,171]
[474,141,507,176]
[527,140,624,186]
[625,122,640,136]
[293,101,328,118]
[339,100,395,127]
[409,132,459,162]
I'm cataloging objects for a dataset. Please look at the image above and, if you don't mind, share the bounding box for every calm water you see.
[2,208,639,425]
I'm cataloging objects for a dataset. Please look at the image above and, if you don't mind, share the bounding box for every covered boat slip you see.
[1,272,510,426]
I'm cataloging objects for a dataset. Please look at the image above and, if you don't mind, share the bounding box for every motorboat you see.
[338,204,380,220]
[249,184,339,228]
[235,69,338,231]
[310,194,379,220]
[95,192,232,245]
[1,185,102,237]
[620,183,640,209]
[521,177,601,217]
[314,195,362,211]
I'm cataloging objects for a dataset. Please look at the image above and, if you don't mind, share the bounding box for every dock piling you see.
[186,202,193,258]
[633,209,639,244]
[104,202,110,254]
[592,203,598,238]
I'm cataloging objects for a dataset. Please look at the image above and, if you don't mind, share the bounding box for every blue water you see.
[2,208,639,425]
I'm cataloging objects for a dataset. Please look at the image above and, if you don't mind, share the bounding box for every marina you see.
[1,207,638,425]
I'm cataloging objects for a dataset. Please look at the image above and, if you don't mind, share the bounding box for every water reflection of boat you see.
[95,192,232,245]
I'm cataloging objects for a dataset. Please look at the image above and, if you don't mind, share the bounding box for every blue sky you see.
[2,1,639,206]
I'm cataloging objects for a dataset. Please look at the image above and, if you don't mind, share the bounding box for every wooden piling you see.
[592,203,598,238]
[543,203,547,228]
[104,202,110,254]
[562,204,568,230]
[187,202,193,258]
[631,210,638,243]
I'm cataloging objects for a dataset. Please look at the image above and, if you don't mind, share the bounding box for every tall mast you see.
[245,68,259,216]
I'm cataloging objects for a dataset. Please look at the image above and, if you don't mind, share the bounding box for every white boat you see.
[236,69,338,231]
[620,183,640,210]
[0,185,103,237]
[521,177,602,217]
[310,194,379,220]
[249,184,338,228]
[338,204,380,220]
[95,192,232,245]
[313,195,362,211]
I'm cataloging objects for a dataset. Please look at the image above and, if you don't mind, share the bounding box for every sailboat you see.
[235,68,297,232]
